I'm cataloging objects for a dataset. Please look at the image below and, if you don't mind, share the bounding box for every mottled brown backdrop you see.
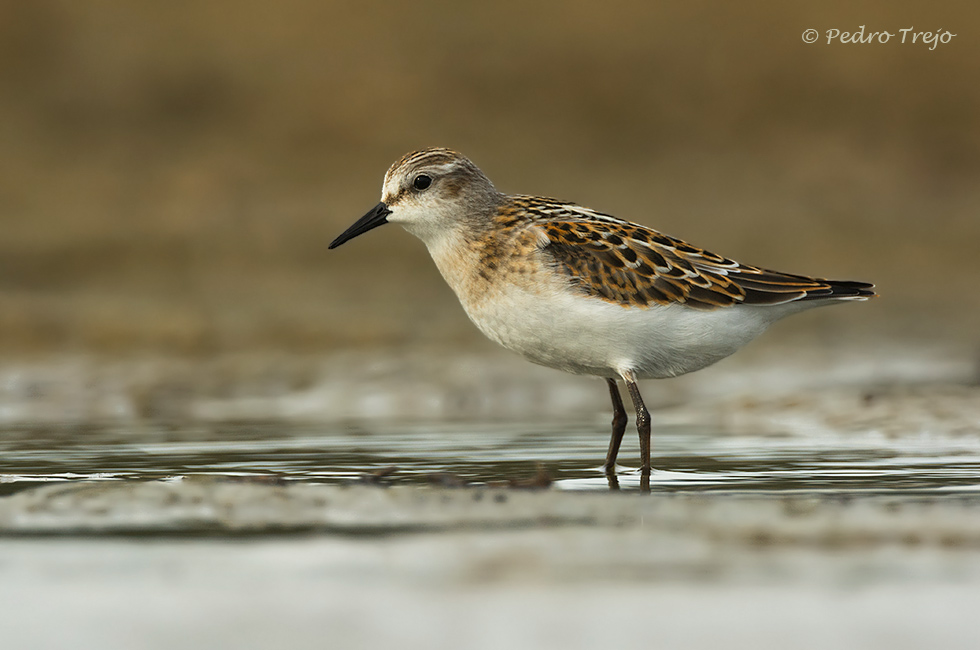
[1,0,977,356]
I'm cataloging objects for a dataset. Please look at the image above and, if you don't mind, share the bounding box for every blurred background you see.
[2,7,978,648]
[0,0,977,358]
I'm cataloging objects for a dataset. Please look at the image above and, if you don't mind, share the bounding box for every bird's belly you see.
[462,286,775,379]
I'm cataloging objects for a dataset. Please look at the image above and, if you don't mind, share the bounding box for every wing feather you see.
[526,202,875,310]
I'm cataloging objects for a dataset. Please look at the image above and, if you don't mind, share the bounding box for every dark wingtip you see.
[803,279,877,301]
[829,280,877,298]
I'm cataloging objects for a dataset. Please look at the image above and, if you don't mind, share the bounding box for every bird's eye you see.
[413,174,432,191]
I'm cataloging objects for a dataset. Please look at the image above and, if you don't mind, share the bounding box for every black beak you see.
[328,202,392,249]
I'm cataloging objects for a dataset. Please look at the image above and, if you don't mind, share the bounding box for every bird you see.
[329,148,876,484]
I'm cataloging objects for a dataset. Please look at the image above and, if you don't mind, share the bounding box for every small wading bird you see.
[330,149,876,489]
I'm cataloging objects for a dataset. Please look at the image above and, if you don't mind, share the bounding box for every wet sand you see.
[3,483,980,649]
[2,346,980,648]
[1,534,977,649]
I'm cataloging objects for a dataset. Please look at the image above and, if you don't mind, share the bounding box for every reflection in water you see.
[2,421,980,496]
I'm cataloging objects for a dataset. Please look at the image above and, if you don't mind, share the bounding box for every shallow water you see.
[3,420,979,496]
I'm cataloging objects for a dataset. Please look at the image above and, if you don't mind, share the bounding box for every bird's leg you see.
[606,473,621,490]
[604,378,628,477]
[623,371,651,479]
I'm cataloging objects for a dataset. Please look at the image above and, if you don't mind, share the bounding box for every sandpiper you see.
[330,148,876,482]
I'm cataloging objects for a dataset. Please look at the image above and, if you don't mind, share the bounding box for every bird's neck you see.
[424,227,487,301]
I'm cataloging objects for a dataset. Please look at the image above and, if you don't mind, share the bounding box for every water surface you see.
[3,420,979,496]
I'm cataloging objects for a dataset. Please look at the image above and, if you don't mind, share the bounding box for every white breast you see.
[421,227,804,380]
